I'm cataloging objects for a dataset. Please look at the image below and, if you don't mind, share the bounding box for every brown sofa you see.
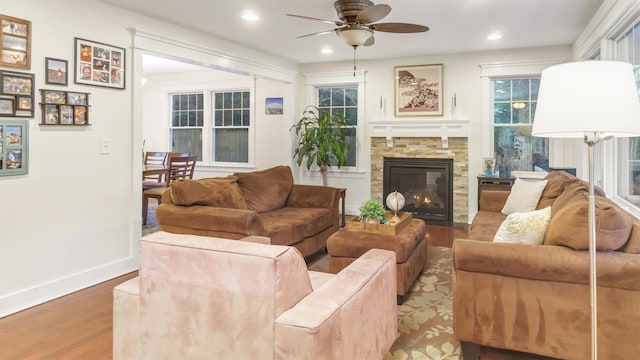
[453,171,640,360]
[155,165,341,258]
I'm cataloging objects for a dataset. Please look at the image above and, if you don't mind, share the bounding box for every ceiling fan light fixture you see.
[337,28,373,47]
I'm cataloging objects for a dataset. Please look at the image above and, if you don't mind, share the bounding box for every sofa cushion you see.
[501,178,547,215]
[493,206,551,245]
[469,211,508,241]
[538,170,606,210]
[235,166,294,213]
[169,177,247,209]
[544,194,632,251]
[260,207,333,238]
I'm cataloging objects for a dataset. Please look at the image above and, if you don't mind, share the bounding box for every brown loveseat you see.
[155,165,341,258]
[453,171,640,360]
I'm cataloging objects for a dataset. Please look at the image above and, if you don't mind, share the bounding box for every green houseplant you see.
[291,105,349,186]
[358,199,386,225]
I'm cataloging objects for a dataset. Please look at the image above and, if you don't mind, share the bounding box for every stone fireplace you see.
[370,120,469,225]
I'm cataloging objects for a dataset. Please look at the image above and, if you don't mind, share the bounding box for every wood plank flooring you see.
[0,225,466,359]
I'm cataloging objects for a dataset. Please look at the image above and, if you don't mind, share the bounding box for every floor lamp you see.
[532,61,640,360]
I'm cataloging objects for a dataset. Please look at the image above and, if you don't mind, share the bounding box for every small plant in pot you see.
[358,199,386,227]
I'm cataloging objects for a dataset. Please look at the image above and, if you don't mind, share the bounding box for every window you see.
[492,77,549,172]
[169,86,253,165]
[304,70,366,175]
[616,21,640,206]
[213,91,250,163]
[170,93,203,160]
[317,86,357,166]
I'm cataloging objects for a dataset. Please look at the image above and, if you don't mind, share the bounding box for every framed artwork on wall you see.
[394,64,443,116]
[39,89,90,126]
[0,70,34,117]
[45,57,68,85]
[0,119,29,176]
[74,37,125,89]
[0,14,31,70]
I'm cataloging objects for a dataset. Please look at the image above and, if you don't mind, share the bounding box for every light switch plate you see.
[101,138,111,154]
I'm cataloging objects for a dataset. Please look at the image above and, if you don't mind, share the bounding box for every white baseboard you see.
[0,257,138,318]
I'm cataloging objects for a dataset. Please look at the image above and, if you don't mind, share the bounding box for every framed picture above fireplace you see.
[394,64,443,116]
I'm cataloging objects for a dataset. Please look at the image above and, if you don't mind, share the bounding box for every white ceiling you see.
[100,0,603,69]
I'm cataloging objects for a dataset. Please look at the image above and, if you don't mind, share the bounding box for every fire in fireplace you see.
[383,157,453,226]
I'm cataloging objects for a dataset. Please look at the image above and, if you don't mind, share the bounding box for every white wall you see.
[297,46,573,217]
[0,0,297,317]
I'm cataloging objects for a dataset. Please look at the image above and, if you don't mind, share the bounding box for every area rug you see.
[143,204,160,234]
[309,246,461,360]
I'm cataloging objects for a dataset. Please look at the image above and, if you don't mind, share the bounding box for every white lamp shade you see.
[337,28,373,47]
[532,61,640,138]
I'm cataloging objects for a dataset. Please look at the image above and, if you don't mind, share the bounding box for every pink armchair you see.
[113,231,398,359]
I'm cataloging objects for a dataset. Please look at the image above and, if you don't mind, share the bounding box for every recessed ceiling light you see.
[321,48,333,54]
[487,33,502,40]
[241,12,260,21]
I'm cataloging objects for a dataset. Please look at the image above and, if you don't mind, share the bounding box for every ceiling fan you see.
[286,0,430,49]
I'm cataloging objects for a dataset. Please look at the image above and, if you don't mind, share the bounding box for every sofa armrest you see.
[274,249,397,359]
[453,239,640,290]
[479,190,510,212]
[286,184,340,209]
[156,203,265,235]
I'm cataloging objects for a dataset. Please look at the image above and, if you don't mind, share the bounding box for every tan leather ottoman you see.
[327,218,427,302]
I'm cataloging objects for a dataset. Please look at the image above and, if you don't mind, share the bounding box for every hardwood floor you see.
[0,224,466,359]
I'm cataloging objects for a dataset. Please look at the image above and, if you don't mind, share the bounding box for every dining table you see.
[143,165,169,184]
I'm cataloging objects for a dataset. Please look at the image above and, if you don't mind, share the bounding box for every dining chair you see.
[165,152,191,165]
[143,155,197,225]
[143,151,168,189]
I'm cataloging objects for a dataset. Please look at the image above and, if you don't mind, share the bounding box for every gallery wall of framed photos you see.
[39,89,90,126]
[0,119,28,176]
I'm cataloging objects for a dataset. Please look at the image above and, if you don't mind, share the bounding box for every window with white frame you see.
[317,86,357,166]
[615,20,640,206]
[170,92,204,160]
[304,71,366,174]
[212,91,250,163]
[170,87,253,165]
[492,77,549,172]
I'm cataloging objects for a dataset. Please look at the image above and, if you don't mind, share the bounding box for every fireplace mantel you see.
[368,119,469,148]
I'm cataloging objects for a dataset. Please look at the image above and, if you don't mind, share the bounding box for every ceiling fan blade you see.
[296,30,336,39]
[356,4,391,24]
[286,13,343,26]
[370,22,430,33]
[363,35,375,46]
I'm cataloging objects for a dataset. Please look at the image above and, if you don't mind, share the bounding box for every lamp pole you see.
[585,132,600,360]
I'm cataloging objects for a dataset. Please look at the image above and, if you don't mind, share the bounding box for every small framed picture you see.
[67,92,87,105]
[483,158,496,177]
[16,96,31,110]
[74,37,125,89]
[265,97,283,115]
[73,106,88,125]
[60,105,73,124]
[45,57,68,85]
[0,97,13,115]
[2,71,32,95]
[42,89,66,104]
[43,104,59,124]
[5,124,22,145]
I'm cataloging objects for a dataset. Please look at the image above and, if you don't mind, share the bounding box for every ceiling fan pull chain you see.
[353,45,357,77]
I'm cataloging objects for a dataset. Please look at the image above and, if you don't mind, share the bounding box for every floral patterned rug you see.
[309,246,461,360]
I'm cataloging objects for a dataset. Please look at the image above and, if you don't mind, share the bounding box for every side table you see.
[338,188,346,227]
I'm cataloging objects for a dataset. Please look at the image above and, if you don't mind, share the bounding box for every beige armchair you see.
[113,231,398,359]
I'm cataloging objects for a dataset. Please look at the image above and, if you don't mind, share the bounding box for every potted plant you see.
[358,199,386,226]
[291,105,350,186]
[496,146,522,177]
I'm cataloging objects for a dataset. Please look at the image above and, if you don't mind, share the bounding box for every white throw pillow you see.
[501,178,548,215]
[493,206,552,245]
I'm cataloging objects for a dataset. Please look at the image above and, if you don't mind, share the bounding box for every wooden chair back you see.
[143,152,168,183]
[165,152,191,166]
